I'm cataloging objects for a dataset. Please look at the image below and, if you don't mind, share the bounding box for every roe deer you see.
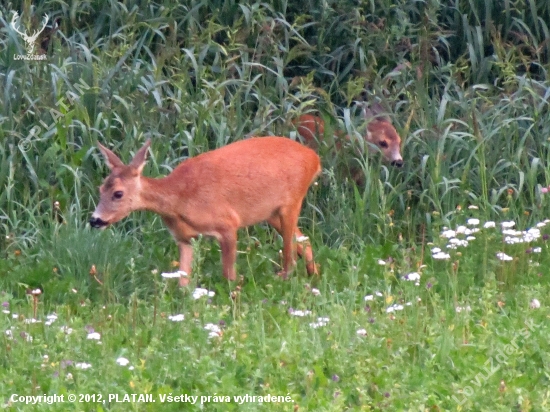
[89,137,321,286]
[293,104,404,168]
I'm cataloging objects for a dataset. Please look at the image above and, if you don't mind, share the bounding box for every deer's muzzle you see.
[89,216,109,229]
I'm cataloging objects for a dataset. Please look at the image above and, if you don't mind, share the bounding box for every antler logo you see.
[11,12,48,56]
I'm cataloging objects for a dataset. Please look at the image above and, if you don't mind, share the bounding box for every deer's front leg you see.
[219,230,238,281]
[178,242,193,286]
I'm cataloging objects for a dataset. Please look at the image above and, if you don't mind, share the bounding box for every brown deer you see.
[293,104,404,169]
[89,137,321,286]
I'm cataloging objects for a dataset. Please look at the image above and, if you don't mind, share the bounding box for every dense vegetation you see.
[1,0,550,410]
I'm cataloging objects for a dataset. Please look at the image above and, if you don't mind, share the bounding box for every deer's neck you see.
[139,175,184,217]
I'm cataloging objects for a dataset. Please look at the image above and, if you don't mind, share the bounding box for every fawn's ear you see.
[128,139,151,175]
[97,142,125,170]
[362,102,391,122]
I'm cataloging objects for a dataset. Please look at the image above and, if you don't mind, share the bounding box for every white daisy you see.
[192,288,215,300]
[86,332,101,340]
[441,229,457,238]
[289,310,312,317]
[161,271,188,279]
[433,252,451,260]
[204,323,222,338]
[455,305,472,313]
[496,252,513,261]
[116,357,130,366]
[403,272,421,282]
[45,314,58,326]
[309,317,330,328]
[386,304,404,313]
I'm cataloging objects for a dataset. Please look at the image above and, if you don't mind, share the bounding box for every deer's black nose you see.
[89,216,108,228]
[391,159,404,168]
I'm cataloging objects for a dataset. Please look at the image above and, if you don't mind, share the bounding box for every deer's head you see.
[89,140,151,229]
[362,103,404,168]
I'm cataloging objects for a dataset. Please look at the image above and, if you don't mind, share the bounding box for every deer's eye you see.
[378,141,389,148]
[113,191,124,200]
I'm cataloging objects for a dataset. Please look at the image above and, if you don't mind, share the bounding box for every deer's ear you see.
[98,143,125,170]
[129,139,151,175]
[363,103,391,122]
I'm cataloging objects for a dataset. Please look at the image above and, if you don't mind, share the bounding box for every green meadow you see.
[1,0,550,410]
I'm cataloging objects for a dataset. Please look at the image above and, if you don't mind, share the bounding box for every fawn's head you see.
[362,104,404,168]
[89,140,151,229]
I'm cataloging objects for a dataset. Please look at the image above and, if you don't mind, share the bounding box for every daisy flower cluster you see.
[192,288,215,300]
[425,212,547,311]
[157,271,222,338]
[363,213,548,326]
[287,306,332,329]
[1,306,138,379]
[365,292,419,313]
[438,218,481,253]
[431,216,549,262]
[204,323,222,339]
[351,291,423,337]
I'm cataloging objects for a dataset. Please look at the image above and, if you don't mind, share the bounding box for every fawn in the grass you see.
[293,104,404,176]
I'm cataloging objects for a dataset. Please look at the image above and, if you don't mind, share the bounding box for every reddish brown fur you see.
[292,112,404,169]
[91,137,321,286]
[293,114,327,150]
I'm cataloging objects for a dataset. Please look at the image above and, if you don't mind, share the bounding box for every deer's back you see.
[169,137,321,224]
